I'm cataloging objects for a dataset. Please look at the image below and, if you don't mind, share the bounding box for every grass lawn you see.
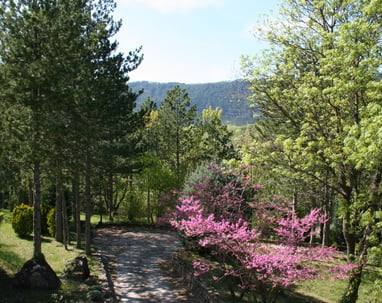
[295,263,382,303]
[0,209,102,303]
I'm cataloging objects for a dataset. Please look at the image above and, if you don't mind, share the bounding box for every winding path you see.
[93,226,196,303]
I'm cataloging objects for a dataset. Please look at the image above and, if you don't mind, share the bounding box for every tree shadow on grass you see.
[0,243,26,273]
[280,288,326,303]
[14,234,53,244]
[0,249,58,303]
[17,234,33,241]
[41,236,52,243]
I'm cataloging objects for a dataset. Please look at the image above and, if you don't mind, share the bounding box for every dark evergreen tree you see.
[0,0,143,256]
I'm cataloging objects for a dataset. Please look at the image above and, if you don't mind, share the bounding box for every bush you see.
[12,203,33,237]
[47,207,56,237]
[86,289,103,302]
[41,202,53,235]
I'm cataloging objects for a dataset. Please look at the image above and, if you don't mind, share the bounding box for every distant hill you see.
[129,80,255,125]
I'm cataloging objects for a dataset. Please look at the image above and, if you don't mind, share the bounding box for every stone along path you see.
[93,227,196,303]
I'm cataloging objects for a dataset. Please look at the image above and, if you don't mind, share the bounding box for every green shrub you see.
[12,203,33,237]
[86,289,103,302]
[41,202,53,235]
[47,207,56,237]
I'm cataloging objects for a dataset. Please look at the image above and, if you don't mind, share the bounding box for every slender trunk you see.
[321,183,332,247]
[28,178,33,205]
[341,170,382,302]
[108,172,113,221]
[55,175,63,242]
[342,212,356,261]
[322,196,333,247]
[72,167,81,249]
[59,170,70,249]
[32,162,42,257]
[340,265,363,303]
[147,187,151,224]
[322,212,330,247]
[85,153,92,256]
[113,183,129,217]
[61,185,69,249]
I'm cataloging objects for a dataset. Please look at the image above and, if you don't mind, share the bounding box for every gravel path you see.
[93,227,196,303]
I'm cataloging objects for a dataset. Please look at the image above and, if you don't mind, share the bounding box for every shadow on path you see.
[94,227,196,303]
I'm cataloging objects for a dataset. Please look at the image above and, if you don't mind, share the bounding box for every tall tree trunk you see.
[147,187,151,224]
[61,184,69,249]
[28,178,34,205]
[108,172,113,221]
[341,170,382,303]
[322,210,331,247]
[58,168,70,249]
[55,174,63,242]
[85,153,92,256]
[73,167,81,249]
[342,211,356,260]
[322,195,333,247]
[321,182,333,247]
[32,161,42,257]
[340,265,363,303]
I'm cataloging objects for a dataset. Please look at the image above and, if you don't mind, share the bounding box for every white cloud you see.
[120,0,225,13]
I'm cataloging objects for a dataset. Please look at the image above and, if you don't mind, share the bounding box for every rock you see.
[63,256,90,282]
[13,256,61,289]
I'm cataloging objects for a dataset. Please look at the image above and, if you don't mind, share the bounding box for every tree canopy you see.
[242,0,382,301]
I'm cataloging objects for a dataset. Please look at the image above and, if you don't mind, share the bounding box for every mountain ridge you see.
[129,80,255,125]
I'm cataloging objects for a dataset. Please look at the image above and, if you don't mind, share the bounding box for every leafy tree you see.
[189,106,236,168]
[136,154,177,224]
[242,1,382,301]
[156,86,197,187]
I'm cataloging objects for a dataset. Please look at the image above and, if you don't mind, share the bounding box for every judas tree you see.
[168,164,354,303]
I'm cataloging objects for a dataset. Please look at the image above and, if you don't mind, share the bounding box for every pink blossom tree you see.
[167,164,354,303]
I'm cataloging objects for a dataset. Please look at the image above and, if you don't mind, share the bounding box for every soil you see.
[93,226,199,303]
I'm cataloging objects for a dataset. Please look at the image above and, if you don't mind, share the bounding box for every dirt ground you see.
[93,226,198,303]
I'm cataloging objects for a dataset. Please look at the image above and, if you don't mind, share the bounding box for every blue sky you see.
[114,0,281,83]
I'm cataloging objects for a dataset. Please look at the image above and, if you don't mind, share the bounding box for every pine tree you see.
[157,86,197,187]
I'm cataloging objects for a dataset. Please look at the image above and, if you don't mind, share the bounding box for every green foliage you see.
[156,85,197,186]
[47,208,56,238]
[11,204,33,238]
[242,1,382,300]
[370,279,382,302]
[126,190,144,222]
[86,289,103,302]
[190,106,236,165]
[0,0,144,254]
[41,202,53,235]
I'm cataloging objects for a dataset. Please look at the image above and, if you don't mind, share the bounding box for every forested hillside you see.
[130,80,254,125]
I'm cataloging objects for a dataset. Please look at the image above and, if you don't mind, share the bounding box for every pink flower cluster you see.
[166,164,355,301]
